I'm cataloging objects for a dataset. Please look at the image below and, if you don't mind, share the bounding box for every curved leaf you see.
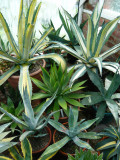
[29,53,66,71]
[0,65,20,85]
[0,12,20,57]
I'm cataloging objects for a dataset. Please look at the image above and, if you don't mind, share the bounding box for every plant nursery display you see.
[0,0,120,159]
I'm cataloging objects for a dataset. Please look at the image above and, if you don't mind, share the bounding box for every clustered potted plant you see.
[0,0,120,160]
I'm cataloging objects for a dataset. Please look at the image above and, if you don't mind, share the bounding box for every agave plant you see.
[0,0,66,102]
[0,138,33,160]
[0,90,57,141]
[40,107,100,160]
[81,67,120,125]
[0,114,17,154]
[96,125,120,160]
[47,0,120,86]
[68,149,103,160]
[32,64,87,120]
[0,97,24,132]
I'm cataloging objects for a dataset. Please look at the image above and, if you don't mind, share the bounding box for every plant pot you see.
[8,59,46,92]
[53,122,89,157]
[51,116,68,124]
[26,126,52,154]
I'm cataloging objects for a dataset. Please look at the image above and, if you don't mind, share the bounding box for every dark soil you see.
[0,59,43,75]
[28,128,50,152]
[54,130,87,155]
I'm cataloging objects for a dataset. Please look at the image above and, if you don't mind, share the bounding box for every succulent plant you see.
[0,90,57,141]
[40,107,100,160]
[47,0,120,86]
[0,114,17,154]
[81,67,120,125]
[32,64,87,120]
[68,149,103,160]
[96,125,120,160]
[0,97,24,132]
[0,138,33,160]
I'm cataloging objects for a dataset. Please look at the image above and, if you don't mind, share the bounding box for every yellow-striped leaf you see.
[29,27,53,57]
[32,2,42,25]
[0,12,20,57]
[19,64,32,99]
[0,65,20,85]
[28,0,37,24]
[21,138,32,160]
[97,141,116,150]
[0,157,12,160]
[23,24,34,59]
[29,53,66,71]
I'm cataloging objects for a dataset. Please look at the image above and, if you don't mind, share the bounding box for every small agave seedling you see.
[96,125,120,160]
[0,138,33,160]
[32,64,87,120]
[40,107,100,160]
[47,0,120,86]
[68,149,103,160]
[81,67,120,125]
[0,114,17,154]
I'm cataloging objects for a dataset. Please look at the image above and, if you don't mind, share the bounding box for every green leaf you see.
[86,67,105,96]
[35,91,57,123]
[58,96,67,110]
[77,118,97,133]
[0,65,20,85]
[106,99,119,125]
[48,119,68,134]
[100,43,120,60]
[40,136,70,160]
[53,100,60,120]
[63,9,87,56]
[0,12,20,57]
[94,57,103,75]
[32,93,50,100]
[21,138,32,159]
[81,92,103,105]
[95,16,120,58]
[64,96,85,108]
[29,27,53,57]
[69,65,87,86]
[72,136,94,151]
[78,132,101,139]
[31,77,49,92]
[96,102,106,124]
[29,53,66,71]
[106,73,120,98]
[0,107,27,127]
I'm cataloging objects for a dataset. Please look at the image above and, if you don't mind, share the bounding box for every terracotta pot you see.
[23,126,52,154]
[8,59,46,92]
[51,116,68,124]
[53,122,89,157]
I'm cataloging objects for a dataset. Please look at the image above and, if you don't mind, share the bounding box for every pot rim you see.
[32,126,52,154]
[9,59,46,79]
